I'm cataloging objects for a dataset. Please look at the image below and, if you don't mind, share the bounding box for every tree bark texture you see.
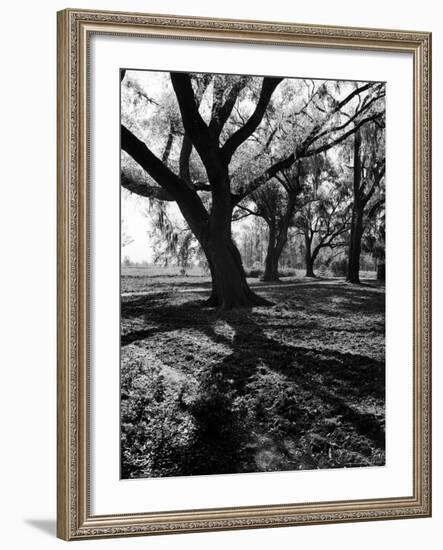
[261,192,298,282]
[347,129,363,284]
[201,234,271,309]
[347,203,364,283]
[304,234,316,277]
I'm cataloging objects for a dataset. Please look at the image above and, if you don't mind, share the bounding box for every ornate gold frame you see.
[57,8,432,540]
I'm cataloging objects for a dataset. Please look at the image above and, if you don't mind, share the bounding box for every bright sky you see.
[121,190,253,264]
[121,191,152,263]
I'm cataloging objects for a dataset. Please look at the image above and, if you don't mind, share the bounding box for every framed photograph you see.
[57,8,431,540]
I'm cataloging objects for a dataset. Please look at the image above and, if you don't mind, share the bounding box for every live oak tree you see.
[233,79,385,283]
[346,122,385,283]
[121,71,282,308]
[121,71,385,307]
[238,164,302,282]
[294,171,351,278]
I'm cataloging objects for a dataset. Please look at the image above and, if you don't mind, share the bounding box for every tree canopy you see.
[121,70,385,307]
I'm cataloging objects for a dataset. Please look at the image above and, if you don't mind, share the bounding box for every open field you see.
[121,271,385,478]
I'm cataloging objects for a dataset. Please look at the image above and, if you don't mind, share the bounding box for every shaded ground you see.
[121,274,385,478]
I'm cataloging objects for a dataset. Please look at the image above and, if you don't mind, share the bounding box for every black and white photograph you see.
[120,69,386,479]
[0,0,437,544]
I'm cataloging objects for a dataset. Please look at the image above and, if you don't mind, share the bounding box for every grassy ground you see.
[121,271,385,478]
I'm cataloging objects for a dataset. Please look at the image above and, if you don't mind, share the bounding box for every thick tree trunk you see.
[202,235,271,309]
[262,248,279,282]
[262,223,279,282]
[122,74,281,310]
[377,262,385,282]
[305,255,316,278]
[262,193,297,283]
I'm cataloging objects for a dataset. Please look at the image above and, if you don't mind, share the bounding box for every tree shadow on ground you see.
[121,280,384,344]
[121,280,385,476]
[179,309,384,475]
[267,281,384,316]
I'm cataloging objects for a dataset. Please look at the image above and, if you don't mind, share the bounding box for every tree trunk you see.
[202,236,271,309]
[261,193,297,282]
[347,128,363,284]
[377,262,385,282]
[347,204,363,283]
[304,235,316,277]
[262,223,279,282]
[122,74,280,310]
[262,249,279,282]
[305,255,315,277]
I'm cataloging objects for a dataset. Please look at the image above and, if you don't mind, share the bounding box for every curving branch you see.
[170,72,219,178]
[209,76,248,137]
[121,170,175,201]
[220,77,283,164]
[121,125,209,227]
[304,90,385,152]
[121,125,185,195]
[303,112,384,158]
[179,74,213,185]
[235,88,384,204]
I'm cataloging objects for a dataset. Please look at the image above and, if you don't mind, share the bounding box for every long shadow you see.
[122,277,213,292]
[121,296,234,348]
[268,283,384,317]
[121,280,384,344]
[121,283,385,476]
[217,310,385,439]
[179,366,256,475]
[152,309,384,476]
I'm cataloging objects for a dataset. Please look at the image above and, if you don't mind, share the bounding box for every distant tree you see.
[239,164,302,282]
[232,80,385,282]
[294,175,351,277]
[345,123,385,283]
[238,216,268,269]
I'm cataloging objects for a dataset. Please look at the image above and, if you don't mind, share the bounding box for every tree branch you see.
[170,72,220,177]
[121,125,209,226]
[236,204,263,218]
[304,91,385,151]
[367,198,385,219]
[209,76,248,137]
[121,170,175,201]
[301,82,375,148]
[237,108,382,203]
[179,133,192,182]
[303,112,383,158]
[178,75,213,185]
[220,77,282,164]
